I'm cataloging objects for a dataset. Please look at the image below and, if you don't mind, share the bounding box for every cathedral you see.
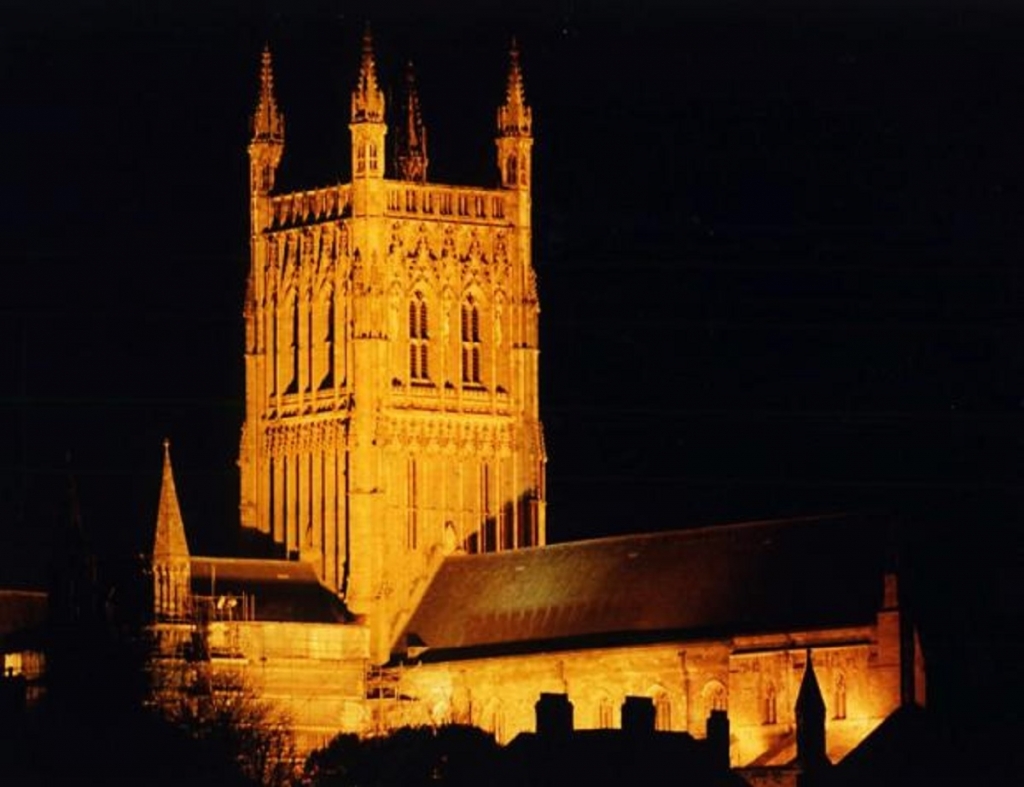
[5,30,926,770]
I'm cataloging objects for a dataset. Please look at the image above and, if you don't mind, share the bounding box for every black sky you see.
[1,0,1021,762]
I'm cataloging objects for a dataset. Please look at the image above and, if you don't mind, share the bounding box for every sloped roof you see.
[826,704,953,786]
[398,514,888,659]
[0,590,48,651]
[189,557,350,624]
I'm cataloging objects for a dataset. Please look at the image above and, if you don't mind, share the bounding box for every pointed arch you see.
[460,289,486,387]
[764,681,778,725]
[834,672,847,720]
[702,680,727,721]
[655,692,672,732]
[409,290,431,383]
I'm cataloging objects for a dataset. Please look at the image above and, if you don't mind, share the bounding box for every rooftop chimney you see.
[535,692,573,737]
[621,696,656,735]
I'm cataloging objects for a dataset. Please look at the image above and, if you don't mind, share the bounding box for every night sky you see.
[2,0,1021,764]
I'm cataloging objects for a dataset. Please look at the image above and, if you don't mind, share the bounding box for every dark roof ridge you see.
[444,511,865,562]
[190,555,314,569]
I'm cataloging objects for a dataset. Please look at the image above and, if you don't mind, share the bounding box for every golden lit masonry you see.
[238,32,546,659]
[140,34,923,762]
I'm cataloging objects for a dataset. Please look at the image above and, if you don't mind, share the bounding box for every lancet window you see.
[409,294,430,382]
[764,682,778,725]
[461,299,481,385]
[834,673,847,720]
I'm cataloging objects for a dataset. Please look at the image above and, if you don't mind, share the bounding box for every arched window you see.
[409,294,429,382]
[461,298,481,385]
[597,696,614,729]
[764,682,778,725]
[702,681,727,721]
[506,154,518,186]
[834,673,847,720]
[655,693,672,731]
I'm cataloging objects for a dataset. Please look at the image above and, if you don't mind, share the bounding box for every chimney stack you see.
[621,696,656,735]
[535,692,573,737]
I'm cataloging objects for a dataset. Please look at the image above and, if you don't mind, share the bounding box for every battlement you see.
[385,182,509,225]
[269,184,352,230]
[266,181,513,232]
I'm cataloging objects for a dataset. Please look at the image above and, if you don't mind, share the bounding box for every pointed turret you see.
[351,24,385,124]
[395,61,429,182]
[496,38,533,190]
[151,439,191,621]
[153,439,189,561]
[350,24,387,185]
[796,650,829,774]
[498,38,532,137]
[248,44,285,244]
[252,44,285,145]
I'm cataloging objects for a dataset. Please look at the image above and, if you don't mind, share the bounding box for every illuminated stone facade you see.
[389,607,926,767]
[239,34,546,660]
[383,520,927,767]
[139,34,926,767]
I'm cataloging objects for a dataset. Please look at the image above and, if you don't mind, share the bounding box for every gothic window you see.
[655,694,672,731]
[597,697,614,729]
[764,682,778,725]
[356,142,366,175]
[409,294,430,382]
[461,299,482,385]
[369,142,378,172]
[702,681,727,721]
[506,154,517,186]
[834,673,847,720]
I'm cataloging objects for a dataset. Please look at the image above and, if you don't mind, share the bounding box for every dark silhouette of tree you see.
[304,724,502,787]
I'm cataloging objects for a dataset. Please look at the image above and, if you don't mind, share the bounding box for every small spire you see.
[252,43,285,143]
[395,61,429,182]
[796,649,829,770]
[153,438,190,561]
[351,23,385,123]
[796,649,825,714]
[498,37,532,137]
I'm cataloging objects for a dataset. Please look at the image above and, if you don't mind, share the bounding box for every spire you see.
[152,438,190,561]
[351,23,385,123]
[796,649,825,715]
[497,37,532,137]
[395,61,429,182]
[796,649,829,771]
[252,43,284,143]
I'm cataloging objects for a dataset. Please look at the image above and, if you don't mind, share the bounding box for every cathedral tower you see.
[238,33,546,659]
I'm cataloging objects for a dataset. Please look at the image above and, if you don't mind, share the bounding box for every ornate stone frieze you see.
[375,415,518,456]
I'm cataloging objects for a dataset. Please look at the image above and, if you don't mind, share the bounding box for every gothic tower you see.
[239,33,547,659]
